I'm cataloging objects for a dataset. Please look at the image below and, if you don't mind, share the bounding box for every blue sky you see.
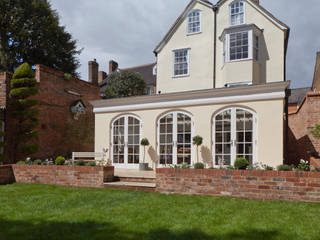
[50,0,320,88]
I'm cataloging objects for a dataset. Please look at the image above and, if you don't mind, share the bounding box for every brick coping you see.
[156,168,320,178]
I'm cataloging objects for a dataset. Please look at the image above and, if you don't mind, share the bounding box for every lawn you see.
[0,184,320,240]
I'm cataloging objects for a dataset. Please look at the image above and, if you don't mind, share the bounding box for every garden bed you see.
[12,164,114,188]
[156,168,320,203]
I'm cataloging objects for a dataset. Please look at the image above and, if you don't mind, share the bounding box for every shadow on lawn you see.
[0,218,305,240]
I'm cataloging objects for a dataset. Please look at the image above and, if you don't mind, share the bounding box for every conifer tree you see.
[9,63,39,162]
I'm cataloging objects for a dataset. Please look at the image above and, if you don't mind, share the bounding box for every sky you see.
[50,0,320,89]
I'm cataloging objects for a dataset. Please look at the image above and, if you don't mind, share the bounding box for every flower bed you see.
[156,168,320,203]
[12,164,114,188]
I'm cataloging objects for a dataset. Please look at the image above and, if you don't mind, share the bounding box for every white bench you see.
[72,152,106,165]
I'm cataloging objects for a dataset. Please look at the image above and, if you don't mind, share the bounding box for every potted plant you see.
[192,135,203,163]
[140,138,149,171]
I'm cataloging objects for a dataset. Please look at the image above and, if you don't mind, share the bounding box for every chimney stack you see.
[98,71,107,84]
[251,0,259,4]
[109,60,118,74]
[88,59,99,85]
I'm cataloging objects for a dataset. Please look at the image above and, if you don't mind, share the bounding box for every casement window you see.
[173,49,189,77]
[222,27,260,63]
[213,107,256,167]
[111,115,141,168]
[230,1,245,26]
[158,112,193,166]
[187,10,201,34]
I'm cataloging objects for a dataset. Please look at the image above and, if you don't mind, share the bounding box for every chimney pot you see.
[88,59,99,85]
[251,0,259,4]
[109,60,118,74]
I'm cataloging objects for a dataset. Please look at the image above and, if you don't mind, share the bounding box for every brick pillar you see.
[88,59,99,85]
[109,60,118,74]
[98,71,107,84]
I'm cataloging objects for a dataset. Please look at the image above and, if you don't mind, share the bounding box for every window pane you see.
[229,31,248,61]
[188,11,200,34]
[174,50,188,76]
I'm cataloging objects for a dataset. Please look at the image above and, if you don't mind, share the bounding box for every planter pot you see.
[310,156,320,170]
[139,163,148,171]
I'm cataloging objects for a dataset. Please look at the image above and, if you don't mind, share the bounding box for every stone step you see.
[104,181,156,192]
[114,176,156,183]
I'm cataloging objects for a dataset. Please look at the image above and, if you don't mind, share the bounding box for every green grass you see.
[0,183,320,240]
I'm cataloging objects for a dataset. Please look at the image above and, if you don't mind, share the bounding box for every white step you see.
[104,181,156,188]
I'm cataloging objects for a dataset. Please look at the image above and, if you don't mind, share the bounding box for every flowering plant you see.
[297,159,310,172]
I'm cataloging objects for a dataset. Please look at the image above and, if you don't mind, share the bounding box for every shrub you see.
[297,159,310,172]
[16,161,25,165]
[75,159,85,166]
[194,162,205,169]
[263,165,274,171]
[64,73,72,81]
[226,165,235,170]
[234,157,249,170]
[55,156,65,165]
[86,161,96,166]
[277,164,294,171]
[181,163,191,169]
[33,159,42,165]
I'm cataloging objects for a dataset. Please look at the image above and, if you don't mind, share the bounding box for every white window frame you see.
[172,49,190,77]
[229,0,245,26]
[152,65,157,75]
[253,35,260,61]
[224,30,253,63]
[212,107,257,168]
[157,111,194,167]
[187,9,201,35]
[110,115,142,169]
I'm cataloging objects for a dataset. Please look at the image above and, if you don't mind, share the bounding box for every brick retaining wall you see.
[11,165,114,188]
[156,168,320,202]
[0,165,15,185]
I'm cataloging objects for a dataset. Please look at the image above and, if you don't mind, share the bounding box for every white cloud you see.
[50,0,320,88]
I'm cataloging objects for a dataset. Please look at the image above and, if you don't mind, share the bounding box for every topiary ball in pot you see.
[234,157,249,170]
[194,162,205,169]
[55,156,65,165]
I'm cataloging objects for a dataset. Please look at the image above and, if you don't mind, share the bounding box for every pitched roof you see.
[99,63,156,95]
[154,0,213,54]
[288,87,311,105]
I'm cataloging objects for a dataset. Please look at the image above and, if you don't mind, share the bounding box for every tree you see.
[103,70,146,99]
[193,135,203,163]
[0,0,81,76]
[9,63,39,162]
[140,138,150,164]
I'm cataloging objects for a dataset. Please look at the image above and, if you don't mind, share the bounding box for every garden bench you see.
[71,152,106,165]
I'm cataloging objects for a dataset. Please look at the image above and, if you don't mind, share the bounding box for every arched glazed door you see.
[213,107,256,167]
[158,112,193,166]
[111,115,141,168]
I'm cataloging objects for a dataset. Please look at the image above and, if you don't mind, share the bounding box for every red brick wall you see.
[6,65,101,161]
[0,165,15,185]
[0,72,9,109]
[156,168,320,202]
[12,165,114,188]
[288,92,320,165]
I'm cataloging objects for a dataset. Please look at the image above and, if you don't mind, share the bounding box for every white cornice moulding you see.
[93,91,285,113]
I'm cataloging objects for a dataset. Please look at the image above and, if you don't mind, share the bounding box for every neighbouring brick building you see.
[1,64,101,162]
[288,52,320,165]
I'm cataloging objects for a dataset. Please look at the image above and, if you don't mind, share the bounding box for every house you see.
[97,60,157,97]
[288,52,320,165]
[90,0,290,169]
[0,64,101,162]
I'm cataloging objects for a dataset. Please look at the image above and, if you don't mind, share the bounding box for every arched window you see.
[158,112,193,166]
[111,115,141,168]
[230,1,245,26]
[187,10,201,34]
[213,107,256,166]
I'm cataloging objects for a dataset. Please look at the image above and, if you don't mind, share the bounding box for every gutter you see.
[212,5,218,89]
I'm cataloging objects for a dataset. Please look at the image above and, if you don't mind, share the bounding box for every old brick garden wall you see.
[288,92,320,165]
[156,168,320,203]
[10,165,114,188]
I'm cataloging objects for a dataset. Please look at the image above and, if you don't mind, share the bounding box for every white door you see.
[213,108,256,167]
[111,115,141,169]
[158,112,193,166]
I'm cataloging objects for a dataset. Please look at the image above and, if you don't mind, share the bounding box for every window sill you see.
[187,31,202,36]
[172,74,190,78]
[226,58,253,63]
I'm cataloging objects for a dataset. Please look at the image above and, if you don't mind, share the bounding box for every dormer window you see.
[187,10,201,34]
[230,1,245,26]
